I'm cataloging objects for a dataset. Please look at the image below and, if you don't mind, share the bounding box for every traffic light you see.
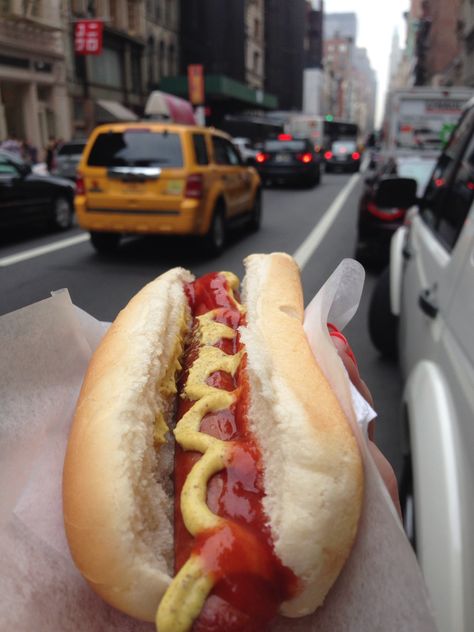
[325,114,334,122]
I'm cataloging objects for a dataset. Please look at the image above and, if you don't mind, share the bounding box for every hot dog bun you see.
[63,253,363,626]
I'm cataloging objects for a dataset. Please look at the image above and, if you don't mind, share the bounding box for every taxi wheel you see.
[204,207,227,256]
[248,190,262,232]
[52,197,73,230]
[90,231,121,254]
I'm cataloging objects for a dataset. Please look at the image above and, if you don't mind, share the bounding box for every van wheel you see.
[52,196,73,230]
[248,190,262,232]
[368,266,398,357]
[90,231,120,254]
[204,206,227,256]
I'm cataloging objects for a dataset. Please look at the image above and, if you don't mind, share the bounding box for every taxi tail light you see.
[76,174,85,196]
[256,152,269,163]
[185,174,203,199]
[352,152,361,160]
[297,152,313,163]
[324,151,333,160]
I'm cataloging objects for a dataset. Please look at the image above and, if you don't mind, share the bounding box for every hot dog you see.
[63,252,363,631]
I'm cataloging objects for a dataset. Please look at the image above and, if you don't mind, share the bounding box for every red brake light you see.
[366,201,405,221]
[278,133,293,141]
[324,151,333,160]
[184,174,203,199]
[256,152,269,163]
[352,152,361,160]
[75,174,85,196]
[297,152,313,163]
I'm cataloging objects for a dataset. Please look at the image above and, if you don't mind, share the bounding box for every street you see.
[0,171,403,480]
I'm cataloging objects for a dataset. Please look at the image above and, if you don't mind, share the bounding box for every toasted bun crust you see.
[63,254,363,625]
[241,253,363,616]
[63,267,193,621]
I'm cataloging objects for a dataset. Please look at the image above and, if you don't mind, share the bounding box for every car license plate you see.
[275,153,291,163]
[122,182,145,194]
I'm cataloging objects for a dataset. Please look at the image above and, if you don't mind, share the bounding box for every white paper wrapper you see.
[0,269,437,631]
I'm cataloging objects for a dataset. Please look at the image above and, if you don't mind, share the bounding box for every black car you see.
[255,135,321,187]
[0,150,75,231]
[355,152,436,264]
[324,139,360,173]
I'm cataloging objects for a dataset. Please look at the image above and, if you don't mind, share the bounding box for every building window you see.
[89,47,123,88]
[108,1,116,24]
[147,35,155,86]
[166,0,174,26]
[127,1,137,32]
[253,50,260,73]
[168,43,175,75]
[159,40,165,77]
[254,18,260,40]
[131,48,141,93]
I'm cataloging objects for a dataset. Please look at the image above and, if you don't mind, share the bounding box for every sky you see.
[321,0,410,126]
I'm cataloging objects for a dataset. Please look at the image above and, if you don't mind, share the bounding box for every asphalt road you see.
[0,172,403,478]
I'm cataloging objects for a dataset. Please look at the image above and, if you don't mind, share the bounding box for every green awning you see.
[160,74,278,109]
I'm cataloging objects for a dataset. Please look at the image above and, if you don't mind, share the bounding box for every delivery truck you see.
[384,87,474,151]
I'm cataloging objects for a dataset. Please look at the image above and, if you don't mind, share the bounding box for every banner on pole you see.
[74,20,104,55]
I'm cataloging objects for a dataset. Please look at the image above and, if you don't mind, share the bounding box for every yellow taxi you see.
[75,122,262,254]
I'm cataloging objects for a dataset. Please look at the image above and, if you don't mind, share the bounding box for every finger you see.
[330,335,374,407]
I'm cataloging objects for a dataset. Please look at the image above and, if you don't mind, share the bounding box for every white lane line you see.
[293,173,360,271]
[0,233,89,267]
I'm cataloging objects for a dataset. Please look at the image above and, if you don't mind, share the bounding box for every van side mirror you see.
[375,177,418,208]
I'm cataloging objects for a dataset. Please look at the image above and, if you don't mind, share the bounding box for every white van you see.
[369,98,474,632]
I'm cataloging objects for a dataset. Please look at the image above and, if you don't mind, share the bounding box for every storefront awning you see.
[160,75,278,110]
[95,100,138,122]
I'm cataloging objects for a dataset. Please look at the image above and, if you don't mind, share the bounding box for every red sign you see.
[74,20,104,55]
[187,65,205,105]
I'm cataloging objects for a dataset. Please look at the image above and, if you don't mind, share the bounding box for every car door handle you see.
[418,288,438,318]
[402,243,412,260]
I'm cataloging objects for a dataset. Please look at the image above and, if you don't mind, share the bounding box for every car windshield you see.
[57,143,86,156]
[331,140,357,153]
[264,140,307,152]
[397,160,436,195]
[87,131,184,167]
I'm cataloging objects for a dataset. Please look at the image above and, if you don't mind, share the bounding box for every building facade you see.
[161,0,275,128]
[68,0,147,136]
[0,0,70,156]
[145,0,180,91]
[264,0,306,111]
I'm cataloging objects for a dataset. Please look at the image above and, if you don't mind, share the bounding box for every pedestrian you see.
[45,137,56,172]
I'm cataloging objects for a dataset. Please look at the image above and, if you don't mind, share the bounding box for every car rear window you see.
[57,143,86,156]
[331,140,356,152]
[264,140,307,152]
[87,130,183,168]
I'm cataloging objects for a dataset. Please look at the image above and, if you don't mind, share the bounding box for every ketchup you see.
[174,273,298,631]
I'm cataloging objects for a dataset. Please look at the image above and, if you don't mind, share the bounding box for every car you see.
[324,139,360,173]
[51,139,87,182]
[368,97,474,632]
[75,122,262,255]
[254,134,321,187]
[355,152,437,264]
[0,149,75,231]
[232,137,259,164]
